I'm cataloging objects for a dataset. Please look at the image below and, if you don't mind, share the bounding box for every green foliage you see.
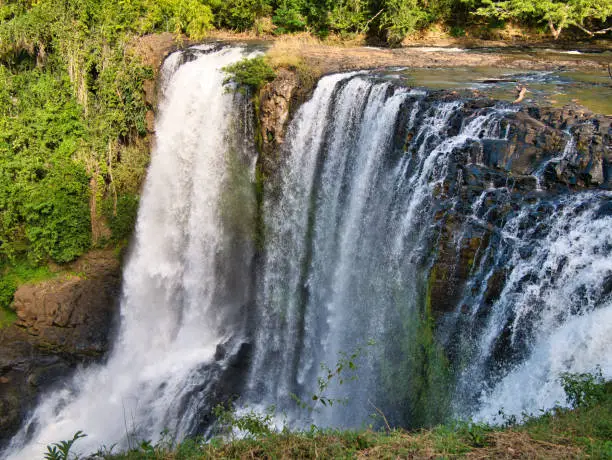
[44,430,87,460]
[475,0,612,39]
[138,0,214,39]
[0,68,90,264]
[272,0,308,32]
[222,56,276,93]
[560,366,607,409]
[104,194,140,243]
[521,376,612,458]
[213,401,278,439]
[292,343,372,412]
[327,0,370,34]
[212,0,272,31]
[0,0,160,270]
[379,0,429,44]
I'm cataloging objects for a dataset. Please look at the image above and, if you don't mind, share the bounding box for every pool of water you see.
[398,66,612,115]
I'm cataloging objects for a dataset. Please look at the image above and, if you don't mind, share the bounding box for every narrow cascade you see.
[6,45,258,458]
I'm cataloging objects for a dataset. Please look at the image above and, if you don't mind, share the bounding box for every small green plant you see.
[292,341,375,412]
[222,56,276,94]
[560,366,606,409]
[213,400,279,440]
[455,420,493,448]
[44,430,87,460]
[450,25,466,37]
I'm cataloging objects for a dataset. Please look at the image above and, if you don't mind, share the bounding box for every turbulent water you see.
[6,45,258,458]
[6,48,612,457]
[245,72,611,427]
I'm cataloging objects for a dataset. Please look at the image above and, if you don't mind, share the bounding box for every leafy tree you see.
[476,0,612,39]
[273,0,309,32]
[212,0,272,31]
[328,0,370,34]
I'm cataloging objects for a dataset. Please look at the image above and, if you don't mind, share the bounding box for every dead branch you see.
[368,399,392,433]
[513,86,527,104]
[574,23,612,37]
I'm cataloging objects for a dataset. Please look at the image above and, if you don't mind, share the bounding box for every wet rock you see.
[0,250,121,445]
[258,69,300,179]
[417,92,610,324]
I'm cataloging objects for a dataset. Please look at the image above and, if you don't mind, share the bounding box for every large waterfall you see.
[245,72,611,428]
[6,48,611,457]
[7,45,258,458]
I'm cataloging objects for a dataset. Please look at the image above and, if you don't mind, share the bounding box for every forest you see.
[0,0,610,315]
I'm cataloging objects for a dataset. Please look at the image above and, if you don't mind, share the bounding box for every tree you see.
[476,0,612,40]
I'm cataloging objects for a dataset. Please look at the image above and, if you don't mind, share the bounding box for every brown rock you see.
[257,69,300,179]
[0,249,121,445]
[260,69,299,149]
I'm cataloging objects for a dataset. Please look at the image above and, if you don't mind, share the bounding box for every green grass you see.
[519,381,612,459]
[83,379,611,459]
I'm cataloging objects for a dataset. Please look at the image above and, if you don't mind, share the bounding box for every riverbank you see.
[203,32,612,74]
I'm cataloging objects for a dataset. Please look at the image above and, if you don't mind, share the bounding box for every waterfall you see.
[6,52,611,456]
[246,72,611,428]
[461,191,612,422]
[6,45,258,459]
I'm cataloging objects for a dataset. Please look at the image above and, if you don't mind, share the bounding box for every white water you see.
[473,192,612,422]
[247,73,525,428]
[7,45,254,459]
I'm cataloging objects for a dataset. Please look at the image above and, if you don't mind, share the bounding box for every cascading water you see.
[457,191,612,422]
[6,53,611,456]
[6,45,258,459]
[246,72,611,428]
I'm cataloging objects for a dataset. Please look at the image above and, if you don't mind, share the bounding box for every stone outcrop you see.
[259,69,299,153]
[423,99,610,325]
[478,106,611,187]
[0,250,121,445]
[257,68,302,179]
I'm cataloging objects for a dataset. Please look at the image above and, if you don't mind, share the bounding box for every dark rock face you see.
[0,251,121,445]
[423,100,610,326]
[485,106,610,187]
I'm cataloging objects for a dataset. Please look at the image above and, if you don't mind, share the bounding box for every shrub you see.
[222,56,276,93]
[560,366,607,409]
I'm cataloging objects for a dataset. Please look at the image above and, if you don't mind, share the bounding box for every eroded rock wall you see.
[0,251,121,444]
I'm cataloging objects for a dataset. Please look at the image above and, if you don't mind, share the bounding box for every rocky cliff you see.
[0,251,121,444]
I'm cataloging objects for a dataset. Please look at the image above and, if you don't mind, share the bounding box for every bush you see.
[104,194,140,243]
[222,56,276,93]
[0,276,17,311]
[560,367,607,409]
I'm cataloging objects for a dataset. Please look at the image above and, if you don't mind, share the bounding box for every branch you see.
[513,86,527,104]
[573,23,612,37]
[368,399,391,433]
[548,19,561,40]
[361,8,384,34]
